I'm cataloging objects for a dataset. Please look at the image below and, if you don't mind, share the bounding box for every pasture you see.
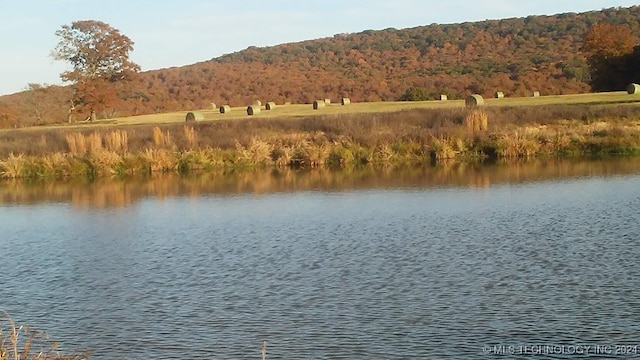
[101,91,638,126]
[1,90,640,180]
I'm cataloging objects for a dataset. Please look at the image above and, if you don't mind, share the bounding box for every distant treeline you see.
[1,5,640,128]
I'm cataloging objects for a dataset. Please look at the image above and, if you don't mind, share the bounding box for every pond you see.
[1,158,640,359]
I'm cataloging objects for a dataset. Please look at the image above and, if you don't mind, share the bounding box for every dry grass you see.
[141,148,177,173]
[0,94,640,179]
[89,150,124,176]
[18,90,620,127]
[235,138,273,166]
[41,153,72,178]
[104,130,128,154]
[0,153,26,179]
[64,132,102,156]
[495,132,542,158]
[0,312,87,360]
[431,137,457,160]
[87,133,102,155]
[184,126,197,149]
[64,133,86,157]
[465,109,488,133]
[152,127,173,148]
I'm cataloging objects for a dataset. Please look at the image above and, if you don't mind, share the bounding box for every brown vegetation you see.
[0,312,87,360]
[0,103,639,180]
[464,109,488,132]
[4,6,640,128]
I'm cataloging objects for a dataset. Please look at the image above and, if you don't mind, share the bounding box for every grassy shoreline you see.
[1,103,640,180]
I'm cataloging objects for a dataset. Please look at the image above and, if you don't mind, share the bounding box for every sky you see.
[0,0,637,96]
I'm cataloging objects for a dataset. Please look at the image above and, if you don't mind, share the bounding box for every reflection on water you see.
[1,158,640,359]
[1,157,640,208]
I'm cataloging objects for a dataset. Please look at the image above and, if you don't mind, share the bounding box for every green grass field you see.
[101,91,639,126]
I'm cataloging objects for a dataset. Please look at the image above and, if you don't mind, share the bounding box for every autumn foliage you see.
[582,23,635,58]
[1,6,640,128]
[582,23,637,91]
[52,20,140,121]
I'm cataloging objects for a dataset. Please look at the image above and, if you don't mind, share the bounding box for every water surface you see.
[1,159,639,359]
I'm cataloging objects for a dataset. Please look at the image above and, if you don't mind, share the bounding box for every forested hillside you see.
[1,6,639,127]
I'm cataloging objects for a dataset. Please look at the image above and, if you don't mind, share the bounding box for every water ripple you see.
[1,175,639,358]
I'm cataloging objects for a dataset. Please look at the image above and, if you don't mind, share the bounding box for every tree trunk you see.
[68,99,75,123]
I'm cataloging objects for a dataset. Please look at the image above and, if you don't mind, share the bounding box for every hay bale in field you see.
[185,111,204,122]
[247,105,261,115]
[533,91,540,97]
[313,100,326,110]
[341,98,351,105]
[440,94,448,101]
[265,102,277,110]
[495,91,504,99]
[465,94,484,107]
[220,105,231,114]
[324,98,331,104]
[211,102,217,110]
[284,101,292,105]
[252,100,262,107]
[627,83,640,94]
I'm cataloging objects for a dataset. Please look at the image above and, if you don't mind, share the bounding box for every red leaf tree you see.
[52,20,140,122]
[582,23,636,91]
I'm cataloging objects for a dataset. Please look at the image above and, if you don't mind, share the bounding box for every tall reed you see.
[64,132,102,156]
[152,127,173,148]
[184,126,197,149]
[465,109,488,133]
[65,133,86,157]
[0,311,87,360]
[104,130,128,154]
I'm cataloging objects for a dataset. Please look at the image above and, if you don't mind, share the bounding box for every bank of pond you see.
[1,105,640,180]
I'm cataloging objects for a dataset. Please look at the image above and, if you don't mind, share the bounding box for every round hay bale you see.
[627,83,640,94]
[533,91,541,97]
[313,100,326,110]
[284,101,292,105]
[324,98,331,105]
[247,105,261,115]
[211,102,217,110]
[220,105,231,114]
[252,100,262,107]
[440,94,448,101]
[465,94,484,108]
[341,98,351,105]
[185,111,204,122]
[265,102,277,110]
[495,91,504,99]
